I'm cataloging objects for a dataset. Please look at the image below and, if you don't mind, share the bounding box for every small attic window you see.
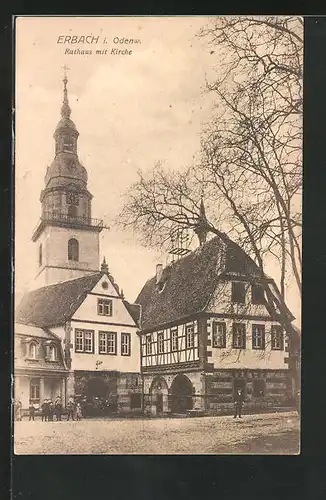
[102,281,109,290]
[157,280,167,293]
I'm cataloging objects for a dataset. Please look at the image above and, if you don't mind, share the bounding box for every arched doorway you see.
[170,374,194,414]
[150,377,169,414]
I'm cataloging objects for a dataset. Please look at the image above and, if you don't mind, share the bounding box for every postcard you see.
[14,15,302,454]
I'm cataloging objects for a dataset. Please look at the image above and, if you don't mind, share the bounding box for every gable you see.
[72,292,137,326]
[90,273,120,297]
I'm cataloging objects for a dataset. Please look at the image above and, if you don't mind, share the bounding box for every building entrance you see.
[150,377,168,414]
[170,374,193,414]
[81,376,117,416]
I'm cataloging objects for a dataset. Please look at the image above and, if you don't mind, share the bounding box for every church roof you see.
[15,273,102,328]
[136,234,274,332]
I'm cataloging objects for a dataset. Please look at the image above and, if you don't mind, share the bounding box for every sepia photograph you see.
[14,15,302,455]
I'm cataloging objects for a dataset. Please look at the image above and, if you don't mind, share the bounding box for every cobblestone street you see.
[14,411,300,455]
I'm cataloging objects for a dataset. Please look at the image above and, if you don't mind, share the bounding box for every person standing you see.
[75,402,82,421]
[233,387,245,419]
[41,399,49,421]
[54,397,62,421]
[28,402,35,421]
[15,398,23,421]
[48,400,54,421]
[67,398,75,421]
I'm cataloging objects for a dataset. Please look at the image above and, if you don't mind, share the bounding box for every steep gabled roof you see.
[136,235,261,331]
[15,273,102,328]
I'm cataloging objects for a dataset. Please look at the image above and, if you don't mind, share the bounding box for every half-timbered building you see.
[136,226,294,415]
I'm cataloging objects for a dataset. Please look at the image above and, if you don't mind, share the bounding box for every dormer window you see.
[231,282,246,304]
[29,342,37,359]
[49,345,57,361]
[157,280,167,293]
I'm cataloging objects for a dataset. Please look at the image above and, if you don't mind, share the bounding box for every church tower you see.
[31,70,103,289]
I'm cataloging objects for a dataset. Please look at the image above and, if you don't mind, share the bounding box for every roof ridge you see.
[27,272,102,293]
[144,235,222,285]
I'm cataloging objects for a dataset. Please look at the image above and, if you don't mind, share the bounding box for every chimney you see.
[156,264,163,284]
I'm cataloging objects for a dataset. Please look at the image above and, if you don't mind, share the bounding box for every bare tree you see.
[119,16,302,399]
[198,16,302,298]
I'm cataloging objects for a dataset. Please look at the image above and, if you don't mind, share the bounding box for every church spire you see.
[61,65,71,119]
[101,257,109,274]
[53,67,79,157]
[194,197,209,247]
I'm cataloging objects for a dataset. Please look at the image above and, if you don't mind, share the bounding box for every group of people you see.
[66,399,83,421]
[40,397,63,421]
[14,396,83,421]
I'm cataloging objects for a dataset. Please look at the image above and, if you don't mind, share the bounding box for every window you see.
[252,379,265,397]
[97,298,112,316]
[68,238,79,261]
[158,332,164,354]
[171,328,178,352]
[252,324,265,350]
[66,191,79,206]
[75,329,94,353]
[232,323,246,349]
[99,332,107,353]
[67,205,77,218]
[146,334,152,355]
[252,284,265,305]
[29,342,37,359]
[231,282,246,304]
[63,136,74,152]
[107,332,117,354]
[30,378,40,401]
[75,330,84,352]
[130,393,142,409]
[121,333,131,356]
[49,345,57,361]
[186,325,194,349]
[39,244,42,267]
[212,322,226,348]
[271,325,284,350]
[99,331,117,355]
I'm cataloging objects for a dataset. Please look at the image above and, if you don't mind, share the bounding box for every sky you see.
[15,16,301,324]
